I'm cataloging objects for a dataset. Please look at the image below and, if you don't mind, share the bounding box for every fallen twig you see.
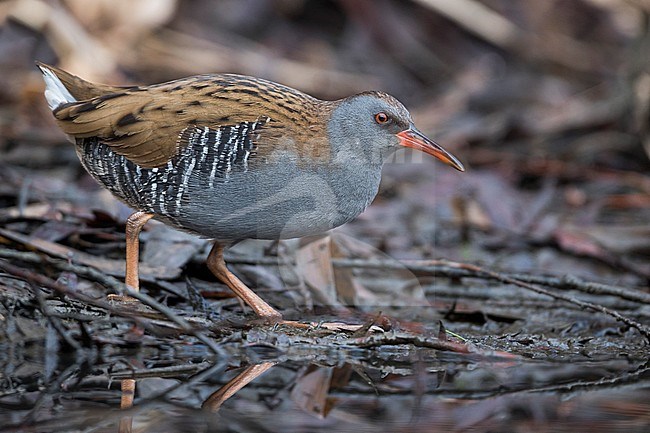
[0,259,225,356]
[0,248,123,292]
[438,260,650,341]
[224,254,650,305]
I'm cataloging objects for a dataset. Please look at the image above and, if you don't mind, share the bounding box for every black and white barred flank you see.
[78,120,265,226]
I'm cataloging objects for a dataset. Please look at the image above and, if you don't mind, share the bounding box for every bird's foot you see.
[107,293,139,303]
[307,321,386,333]
[271,319,385,333]
[248,309,387,333]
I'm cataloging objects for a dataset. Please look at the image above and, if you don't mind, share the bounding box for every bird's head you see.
[328,92,464,171]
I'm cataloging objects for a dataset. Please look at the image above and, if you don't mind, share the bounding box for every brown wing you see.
[50,71,334,168]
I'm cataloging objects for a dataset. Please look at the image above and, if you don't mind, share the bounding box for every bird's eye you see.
[374,112,389,124]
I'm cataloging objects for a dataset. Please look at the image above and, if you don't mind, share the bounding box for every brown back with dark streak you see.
[45,65,336,168]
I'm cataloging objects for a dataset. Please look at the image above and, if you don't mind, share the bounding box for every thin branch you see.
[438,260,650,341]
[29,281,83,351]
[0,248,123,292]
[224,255,650,305]
[0,259,225,357]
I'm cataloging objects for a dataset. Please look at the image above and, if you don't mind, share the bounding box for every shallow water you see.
[1,325,648,433]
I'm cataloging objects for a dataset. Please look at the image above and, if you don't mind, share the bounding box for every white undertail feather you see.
[38,65,76,110]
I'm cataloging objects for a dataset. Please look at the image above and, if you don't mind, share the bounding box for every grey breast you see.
[76,121,382,241]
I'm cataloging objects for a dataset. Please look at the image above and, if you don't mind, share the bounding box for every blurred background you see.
[0,1,649,431]
[1,0,648,278]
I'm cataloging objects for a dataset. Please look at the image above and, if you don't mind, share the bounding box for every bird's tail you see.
[36,62,77,110]
[36,62,126,110]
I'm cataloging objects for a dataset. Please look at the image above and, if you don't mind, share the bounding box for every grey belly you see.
[76,139,381,241]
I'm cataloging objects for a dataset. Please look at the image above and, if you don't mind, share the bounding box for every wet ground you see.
[1,297,648,433]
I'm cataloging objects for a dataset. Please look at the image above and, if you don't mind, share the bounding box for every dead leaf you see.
[561,224,650,255]
[290,366,337,418]
[295,236,341,307]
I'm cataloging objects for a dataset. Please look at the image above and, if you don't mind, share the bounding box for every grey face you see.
[327,92,413,166]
